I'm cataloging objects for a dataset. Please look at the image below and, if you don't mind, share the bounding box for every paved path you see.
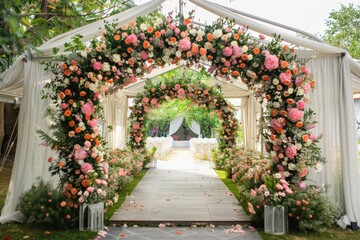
[110,147,250,224]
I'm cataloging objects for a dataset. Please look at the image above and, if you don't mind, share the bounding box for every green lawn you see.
[215,169,360,240]
[0,160,148,240]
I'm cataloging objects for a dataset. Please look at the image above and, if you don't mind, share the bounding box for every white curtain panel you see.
[241,94,258,150]
[307,56,360,224]
[189,120,201,136]
[354,100,360,123]
[169,116,183,136]
[0,62,57,223]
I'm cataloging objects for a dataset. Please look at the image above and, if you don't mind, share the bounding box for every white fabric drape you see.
[0,62,57,223]
[169,116,183,136]
[103,93,128,150]
[189,120,201,136]
[241,93,258,150]
[306,56,360,224]
[354,100,360,124]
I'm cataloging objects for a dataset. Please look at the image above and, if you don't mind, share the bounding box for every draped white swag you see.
[168,116,201,137]
[0,0,359,227]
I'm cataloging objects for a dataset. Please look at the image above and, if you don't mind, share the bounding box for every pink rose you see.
[87,187,94,193]
[298,168,308,178]
[150,98,158,105]
[132,122,140,130]
[310,133,316,141]
[126,34,138,44]
[303,83,311,94]
[142,97,149,103]
[297,100,306,110]
[178,38,191,51]
[95,179,102,185]
[271,118,286,131]
[298,181,306,190]
[93,62,102,71]
[276,183,284,190]
[87,118,98,128]
[177,88,185,98]
[279,72,291,84]
[174,84,181,90]
[264,54,279,70]
[81,163,93,174]
[140,51,148,60]
[288,108,304,122]
[222,47,233,57]
[259,34,265,40]
[84,140,91,148]
[285,144,297,159]
[130,76,137,83]
[60,103,69,109]
[118,168,127,177]
[301,66,310,76]
[81,101,95,115]
[295,77,303,87]
[161,84,166,90]
[135,136,141,142]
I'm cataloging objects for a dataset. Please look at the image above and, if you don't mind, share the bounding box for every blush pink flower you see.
[150,98,158,105]
[295,76,303,87]
[298,181,306,190]
[161,84,166,90]
[87,118,98,128]
[81,101,95,115]
[310,133,316,141]
[118,168,127,177]
[87,187,94,193]
[303,83,311,94]
[126,34,138,44]
[174,84,181,90]
[248,202,256,215]
[264,54,279,70]
[102,162,108,174]
[130,76,137,83]
[84,140,91,148]
[142,97,149,103]
[250,189,256,197]
[93,62,102,71]
[285,144,297,159]
[60,103,69,109]
[298,168,308,178]
[288,108,304,122]
[177,88,185,98]
[279,72,291,84]
[140,51,148,60]
[132,122,140,130]
[276,183,284,190]
[297,100,306,110]
[178,38,191,51]
[222,47,233,57]
[75,147,87,161]
[232,46,242,58]
[81,162,93,174]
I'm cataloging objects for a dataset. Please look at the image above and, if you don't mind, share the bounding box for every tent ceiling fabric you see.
[120,65,250,98]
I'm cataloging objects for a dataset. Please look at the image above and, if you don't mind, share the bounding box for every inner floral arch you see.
[42,12,324,206]
[128,78,237,151]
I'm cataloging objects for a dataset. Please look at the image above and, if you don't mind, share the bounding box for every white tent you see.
[1,0,360,227]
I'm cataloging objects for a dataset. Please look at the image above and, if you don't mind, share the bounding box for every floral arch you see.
[42,12,324,207]
[128,78,238,151]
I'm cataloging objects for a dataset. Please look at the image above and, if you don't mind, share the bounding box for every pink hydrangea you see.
[271,118,286,131]
[295,76,303,87]
[232,46,242,58]
[93,61,102,71]
[288,108,304,122]
[75,147,87,161]
[126,34,138,44]
[285,144,297,159]
[264,54,279,70]
[81,162,93,174]
[297,100,306,110]
[178,38,191,51]
[81,101,95,115]
[87,118,98,128]
[222,47,233,57]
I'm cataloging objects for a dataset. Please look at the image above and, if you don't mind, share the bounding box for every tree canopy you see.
[322,3,360,59]
[0,0,135,73]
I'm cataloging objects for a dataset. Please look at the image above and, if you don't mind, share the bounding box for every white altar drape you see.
[169,116,183,136]
[241,93,258,150]
[189,120,201,136]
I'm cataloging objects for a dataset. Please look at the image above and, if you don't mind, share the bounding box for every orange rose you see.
[58,92,65,99]
[239,63,246,68]
[84,134,92,140]
[79,91,86,97]
[233,33,239,40]
[221,68,228,73]
[207,33,214,42]
[253,48,260,54]
[231,71,239,77]
[170,37,176,43]
[262,75,269,81]
[199,48,206,56]
[155,31,161,38]
[241,54,248,60]
[147,26,153,33]
[64,69,71,76]
[64,110,71,117]
[281,61,288,68]
[68,121,75,127]
[114,35,120,41]
[61,63,67,70]
[302,134,309,142]
[85,114,91,120]
[75,127,82,134]
[310,80,316,88]
[127,47,133,54]
[296,122,303,128]
[70,188,78,195]
[64,89,71,95]
[183,18,191,25]
[293,68,299,74]
[143,40,150,49]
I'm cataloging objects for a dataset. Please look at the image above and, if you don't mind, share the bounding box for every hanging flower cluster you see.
[40,11,324,207]
[128,78,238,151]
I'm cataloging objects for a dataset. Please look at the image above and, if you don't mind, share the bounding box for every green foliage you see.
[17,178,78,229]
[322,3,360,59]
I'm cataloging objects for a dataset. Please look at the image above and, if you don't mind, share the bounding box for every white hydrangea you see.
[213,29,223,39]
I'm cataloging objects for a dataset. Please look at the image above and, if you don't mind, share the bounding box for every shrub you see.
[17,178,78,229]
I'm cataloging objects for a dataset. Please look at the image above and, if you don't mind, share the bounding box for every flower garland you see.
[40,11,324,207]
[128,78,238,150]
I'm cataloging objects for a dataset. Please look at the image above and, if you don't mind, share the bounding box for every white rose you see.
[190,29,197,36]
[204,42,213,50]
[297,88,305,96]
[80,51,87,58]
[155,18,163,26]
[242,45,248,53]
[175,51,182,57]
[284,171,290,177]
[127,68,133,74]
[213,29,223,39]
[149,45,154,51]
[288,163,296,171]
[72,102,77,108]
[282,161,288,166]
[112,54,121,63]
[288,88,294,94]
[77,160,84,166]
[148,52,154,58]
[197,29,204,36]
[231,41,238,46]
[140,23,147,31]
[136,68,142,73]
[247,54,253,60]
[102,62,110,72]
[273,102,280,108]
[273,78,279,85]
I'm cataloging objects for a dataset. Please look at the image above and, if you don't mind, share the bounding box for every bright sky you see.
[134,0,357,36]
